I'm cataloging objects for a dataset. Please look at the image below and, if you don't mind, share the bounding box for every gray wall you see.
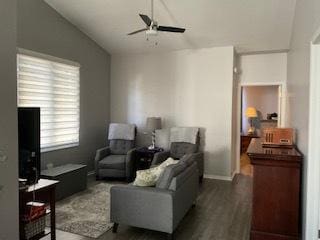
[0,0,19,239]
[17,0,111,171]
[287,0,320,238]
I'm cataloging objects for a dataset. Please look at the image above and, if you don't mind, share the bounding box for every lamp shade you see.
[146,117,162,131]
[245,107,258,118]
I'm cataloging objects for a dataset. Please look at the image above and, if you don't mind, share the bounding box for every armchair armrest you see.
[151,151,170,166]
[125,148,137,181]
[189,152,204,177]
[110,185,174,233]
[95,146,110,175]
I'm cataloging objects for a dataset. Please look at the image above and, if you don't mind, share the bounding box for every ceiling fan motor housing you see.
[146,29,158,36]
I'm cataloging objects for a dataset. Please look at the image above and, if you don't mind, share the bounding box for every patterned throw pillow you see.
[133,158,179,187]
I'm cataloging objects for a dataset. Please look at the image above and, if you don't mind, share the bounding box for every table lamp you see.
[245,107,257,135]
[146,117,162,149]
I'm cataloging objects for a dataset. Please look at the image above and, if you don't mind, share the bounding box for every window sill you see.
[41,143,79,153]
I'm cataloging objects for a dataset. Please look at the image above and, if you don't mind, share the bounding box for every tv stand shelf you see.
[26,229,50,240]
[19,179,59,240]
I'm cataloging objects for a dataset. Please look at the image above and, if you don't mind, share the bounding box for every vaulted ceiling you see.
[45,0,297,54]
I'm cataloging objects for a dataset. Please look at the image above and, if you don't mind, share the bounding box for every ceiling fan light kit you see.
[127,0,186,38]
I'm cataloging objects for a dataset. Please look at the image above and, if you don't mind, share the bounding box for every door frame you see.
[305,27,320,240]
[236,82,285,174]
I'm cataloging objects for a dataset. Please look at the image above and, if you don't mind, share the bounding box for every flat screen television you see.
[18,107,41,184]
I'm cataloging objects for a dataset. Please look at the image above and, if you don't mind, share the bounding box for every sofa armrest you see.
[110,185,174,233]
[125,148,137,181]
[95,146,110,174]
[151,151,170,166]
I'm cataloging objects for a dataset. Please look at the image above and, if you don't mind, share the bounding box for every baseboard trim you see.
[204,174,233,181]
[87,170,95,177]
[231,170,237,180]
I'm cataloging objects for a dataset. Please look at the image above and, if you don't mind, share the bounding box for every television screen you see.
[18,107,41,184]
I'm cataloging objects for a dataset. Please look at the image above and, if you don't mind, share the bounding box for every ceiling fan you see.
[128,0,186,36]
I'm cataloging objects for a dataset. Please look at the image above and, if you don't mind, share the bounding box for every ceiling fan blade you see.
[139,14,152,26]
[127,28,147,35]
[158,26,186,33]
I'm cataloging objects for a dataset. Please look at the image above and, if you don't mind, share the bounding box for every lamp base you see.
[148,132,156,149]
[247,126,256,135]
[148,145,155,150]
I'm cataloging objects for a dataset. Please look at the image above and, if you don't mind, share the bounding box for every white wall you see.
[0,0,19,239]
[242,86,279,133]
[111,46,235,178]
[287,0,320,239]
[239,53,287,84]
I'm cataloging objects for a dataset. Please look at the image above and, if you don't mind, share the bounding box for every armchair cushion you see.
[99,155,126,170]
[170,142,198,159]
[109,139,134,155]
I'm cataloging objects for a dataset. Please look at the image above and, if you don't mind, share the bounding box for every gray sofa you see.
[95,124,136,181]
[152,142,204,182]
[110,154,199,239]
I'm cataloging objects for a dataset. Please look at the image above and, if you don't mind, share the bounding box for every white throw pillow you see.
[133,158,179,187]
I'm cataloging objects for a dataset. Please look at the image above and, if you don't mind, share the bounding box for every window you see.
[17,49,80,152]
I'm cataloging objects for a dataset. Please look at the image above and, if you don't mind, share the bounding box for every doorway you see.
[239,84,282,176]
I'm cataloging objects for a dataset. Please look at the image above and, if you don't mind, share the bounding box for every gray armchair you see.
[95,124,136,181]
[152,129,204,181]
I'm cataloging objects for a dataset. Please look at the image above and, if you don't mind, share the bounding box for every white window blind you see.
[17,52,80,152]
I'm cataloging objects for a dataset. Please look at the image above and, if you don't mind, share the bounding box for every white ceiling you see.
[45,0,297,55]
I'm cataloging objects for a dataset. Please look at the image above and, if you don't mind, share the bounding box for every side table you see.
[135,147,163,171]
[241,133,259,154]
[19,179,59,240]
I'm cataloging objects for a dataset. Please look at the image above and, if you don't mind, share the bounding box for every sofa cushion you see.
[99,155,126,170]
[133,158,179,187]
[156,161,188,189]
[170,142,198,159]
[109,139,134,155]
[168,162,198,191]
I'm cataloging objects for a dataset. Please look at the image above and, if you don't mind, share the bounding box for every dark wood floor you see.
[44,174,252,240]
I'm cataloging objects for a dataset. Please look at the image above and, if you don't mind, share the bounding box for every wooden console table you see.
[247,139,303,240]
[19,179,59,240]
